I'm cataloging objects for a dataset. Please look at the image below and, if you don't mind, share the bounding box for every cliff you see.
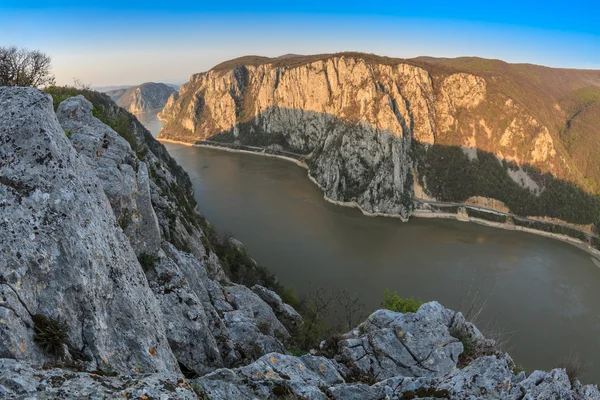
[1,87,598,398]
[158,53,600,229]
[108,82,177,114]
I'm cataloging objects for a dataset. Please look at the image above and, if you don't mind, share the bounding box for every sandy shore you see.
[160,139,600,260]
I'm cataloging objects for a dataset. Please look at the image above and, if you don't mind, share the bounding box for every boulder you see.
[194,352,344,399]
[252,285,303,329]
[337,302,462,380]
[0,358,196,399]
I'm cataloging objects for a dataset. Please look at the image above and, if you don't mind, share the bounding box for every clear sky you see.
[1,1,599,86]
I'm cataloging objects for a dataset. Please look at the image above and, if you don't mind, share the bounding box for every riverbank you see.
[160,139,600,260]
[157,138,309,168]
[413,209,600,260]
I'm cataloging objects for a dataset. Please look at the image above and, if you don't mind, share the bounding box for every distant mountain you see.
[277,53,305,59]
[105,87,129,101]
[107,82,178,114]
[94,85,133,93]
[159,52,600,230]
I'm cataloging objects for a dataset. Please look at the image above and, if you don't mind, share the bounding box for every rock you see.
[193,352,344,399]
[5,87,600,399]
[337,302,462,380]
[54,92,299,375]
[148,247,224,376]
[436,355,520,399]
[0,87,177,374]
[159,56,422,219]
[252,285,303,329]
[57,94,162,256]
[516,369,584,400]
[0,358,196,399]
[157,53,596,225]
[221,284,289,359]
[223,285,289,338]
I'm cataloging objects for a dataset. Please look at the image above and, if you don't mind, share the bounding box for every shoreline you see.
[160,139,600,261]
[412,210,600,260]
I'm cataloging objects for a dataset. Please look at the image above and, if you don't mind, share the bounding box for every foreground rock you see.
[0,359,196,399]
[52,91,301,375]
[0,87,177,374]
[192,304,600,399]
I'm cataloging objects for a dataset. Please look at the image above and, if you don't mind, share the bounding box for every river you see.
[149,117,600,382]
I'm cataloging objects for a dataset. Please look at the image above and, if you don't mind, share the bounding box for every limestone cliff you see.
[158,53,600,227]
[108,82,177,114]
[1,87,599,398]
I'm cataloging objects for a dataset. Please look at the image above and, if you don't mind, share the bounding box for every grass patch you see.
[33,314,69,357]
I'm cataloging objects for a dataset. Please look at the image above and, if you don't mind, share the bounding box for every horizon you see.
[1,1,599,86]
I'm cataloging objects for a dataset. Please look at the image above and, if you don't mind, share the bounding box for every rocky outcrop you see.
[52,91,299,374]
[57,95,162,255]
[159,57,427,219]
[0,87,301,381]
[0,87,177,374]
[158,53,600,227]
[108,82,177,114]
[191,303,600,399]
[0,358,196,399]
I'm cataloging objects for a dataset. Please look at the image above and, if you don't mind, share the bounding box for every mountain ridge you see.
[157,52,600,233]
[107,82,178,113]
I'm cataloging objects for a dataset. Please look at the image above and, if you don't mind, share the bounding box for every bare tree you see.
[72,77,91,90]
[0,46,55,88]
[335,289,365,332]
[294,283,366,350]
[559,350,588,383]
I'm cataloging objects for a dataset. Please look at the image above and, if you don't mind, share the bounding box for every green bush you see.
[381,289,422,313]
[137,252,158,272]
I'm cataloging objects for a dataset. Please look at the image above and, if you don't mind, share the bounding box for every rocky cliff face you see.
[158,53,600,226]
[1,86,599,398]
[108,82,177,114]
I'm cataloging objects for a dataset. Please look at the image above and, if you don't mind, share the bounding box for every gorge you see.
[2,52,600,398]
[158,53,600,251]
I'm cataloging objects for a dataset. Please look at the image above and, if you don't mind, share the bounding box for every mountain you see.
[158,53,600,231]
[93,84,133,92]
[107,82,177,113]
[1,86,597,398]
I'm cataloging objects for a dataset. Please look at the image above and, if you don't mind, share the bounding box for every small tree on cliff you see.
[0,46,55,88]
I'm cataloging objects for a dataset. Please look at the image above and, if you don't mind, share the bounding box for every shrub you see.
[559,352,588,383]
[138,252,158,272]
[381,289,422,313]
[449,326,477,367]
[32,314,69,357]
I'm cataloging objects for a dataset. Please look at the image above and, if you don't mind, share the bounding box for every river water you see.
[150,118,600,382]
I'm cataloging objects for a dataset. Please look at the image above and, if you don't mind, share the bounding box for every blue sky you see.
[1,1,599,86]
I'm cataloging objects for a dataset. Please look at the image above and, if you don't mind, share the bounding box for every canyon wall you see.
[159,54,600,226]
